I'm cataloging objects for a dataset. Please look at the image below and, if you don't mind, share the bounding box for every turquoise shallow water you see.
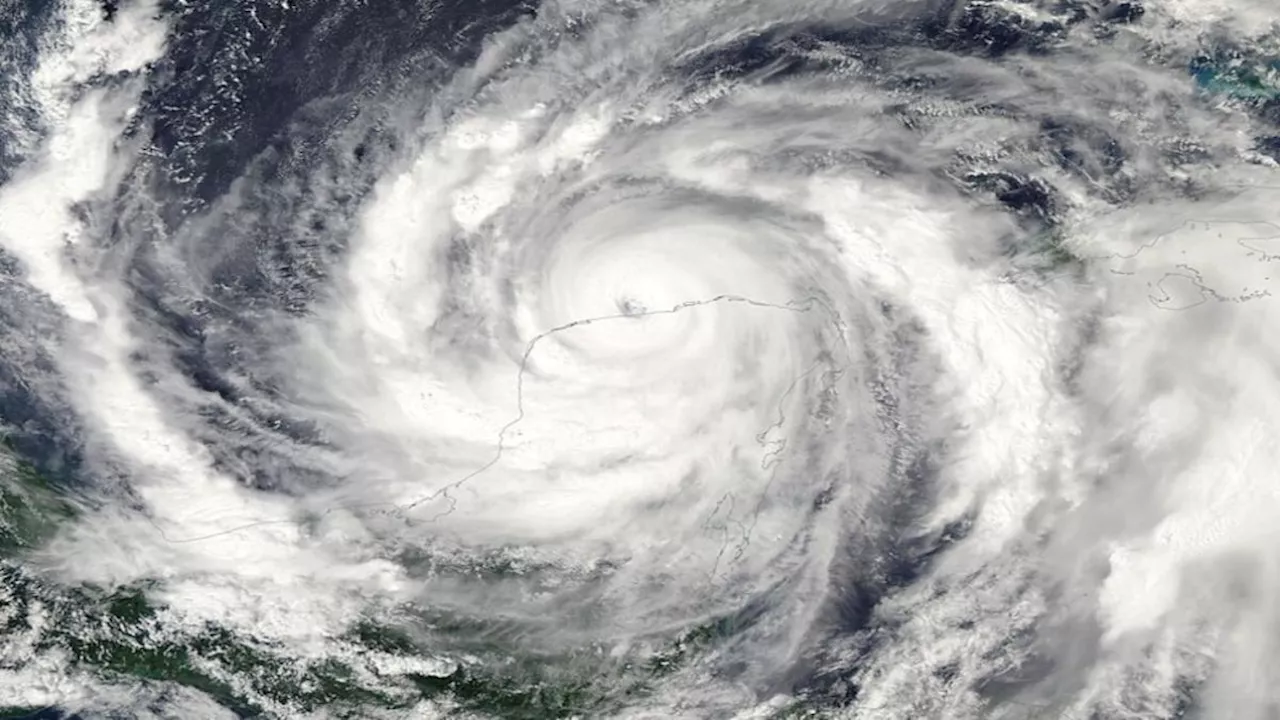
[1191,54,1280,100]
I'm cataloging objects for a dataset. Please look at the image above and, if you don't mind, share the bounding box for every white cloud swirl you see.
[2,0,1280,717]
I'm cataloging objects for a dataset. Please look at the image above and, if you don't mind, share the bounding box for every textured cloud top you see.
[1,0,1279,717]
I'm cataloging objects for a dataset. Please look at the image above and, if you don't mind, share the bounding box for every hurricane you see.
[1,0,1279,717]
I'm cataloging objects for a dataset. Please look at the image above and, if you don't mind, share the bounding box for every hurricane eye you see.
[618,296,648,316]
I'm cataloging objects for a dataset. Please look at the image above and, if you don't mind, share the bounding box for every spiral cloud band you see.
[1,0,1279,717]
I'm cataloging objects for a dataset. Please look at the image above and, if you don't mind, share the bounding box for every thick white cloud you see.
[3,0,1280,717]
